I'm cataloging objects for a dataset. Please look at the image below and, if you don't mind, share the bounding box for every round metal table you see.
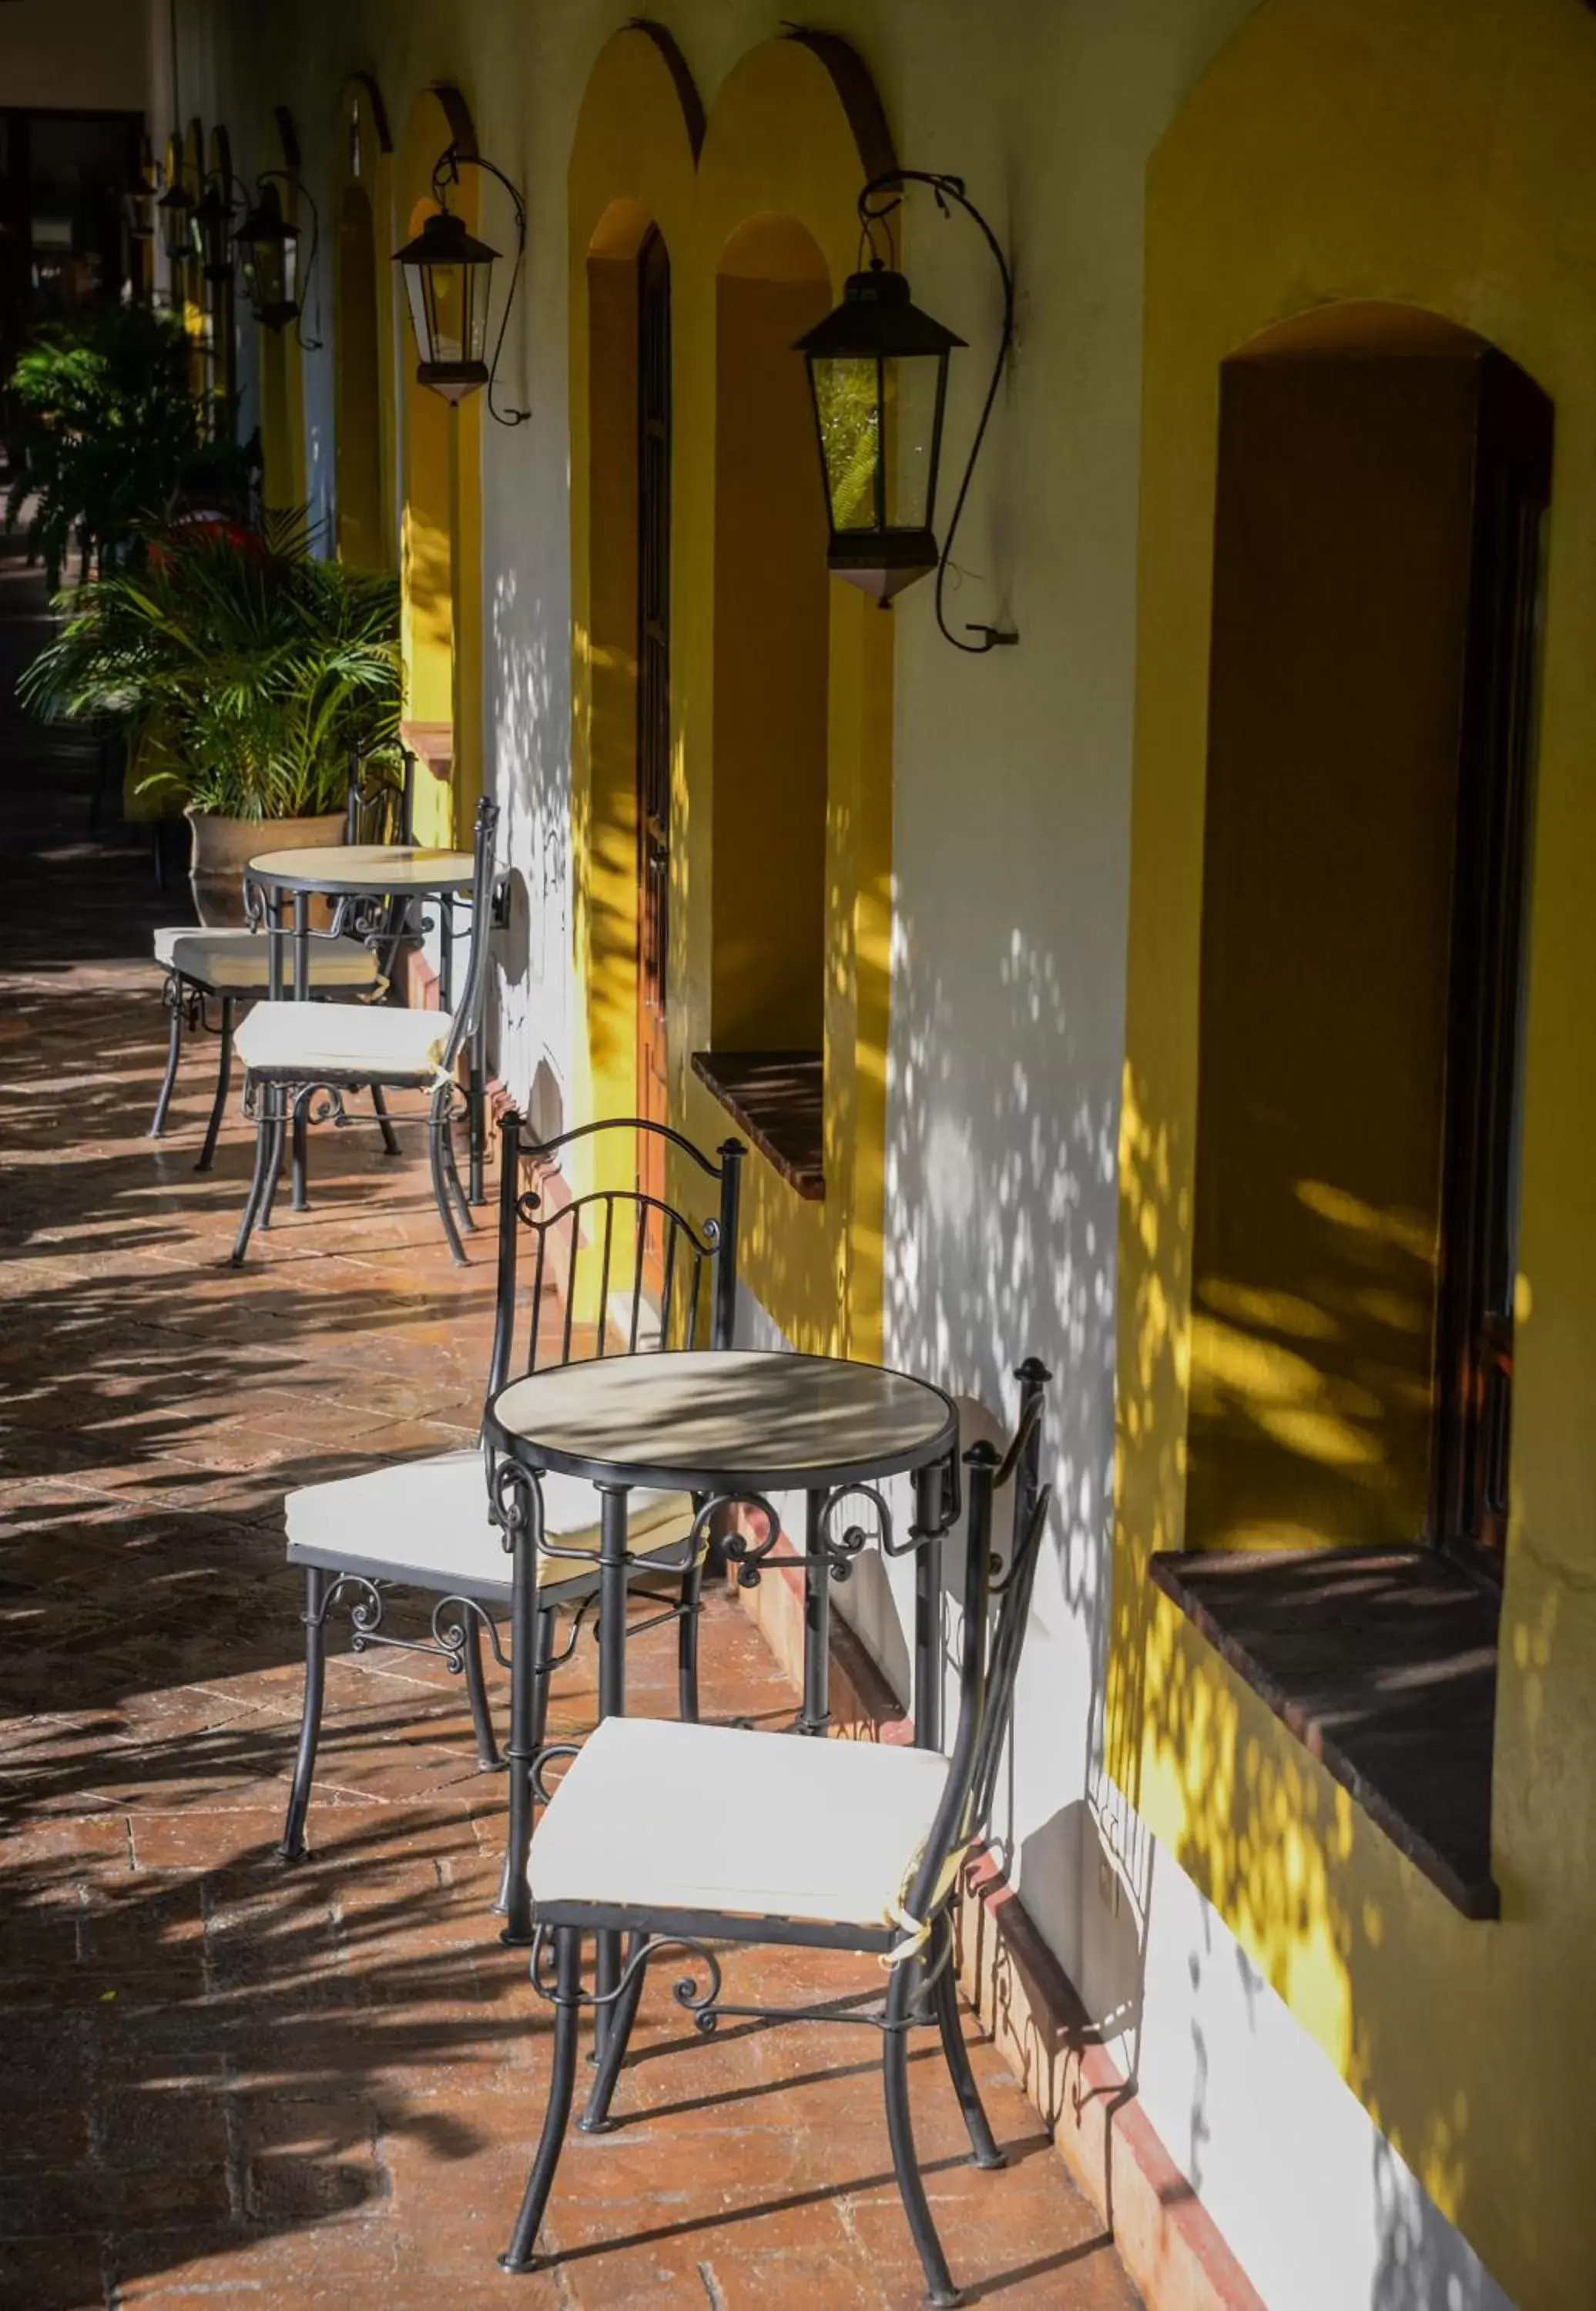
[485,1347,961,1949]
[246,843,483,1206]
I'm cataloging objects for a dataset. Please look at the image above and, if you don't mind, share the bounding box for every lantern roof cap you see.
[393,206,501,270]
[795,260,965,361]
[236,186,297,246]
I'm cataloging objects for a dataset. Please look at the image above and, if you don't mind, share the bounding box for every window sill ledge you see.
[691,1051,824,1200]
[399,719,454,782]
[1149,1545,1500,1920]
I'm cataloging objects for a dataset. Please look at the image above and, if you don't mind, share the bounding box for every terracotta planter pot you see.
[185,808,345,930]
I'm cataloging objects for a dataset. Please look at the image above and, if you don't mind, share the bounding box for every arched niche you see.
[1111,9,1596,2307]
[709,212,831,1055]
[332,72,394,570]
[689,33,897,1358]
[397,82,484,841]
[566,25,896,1350]
[567,26,702,1196]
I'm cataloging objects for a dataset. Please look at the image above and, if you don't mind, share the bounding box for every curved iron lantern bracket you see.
[428,144,531,428]
[857,169,1018,655]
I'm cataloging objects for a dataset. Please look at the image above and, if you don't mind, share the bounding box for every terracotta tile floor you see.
[0,573,1139,2307]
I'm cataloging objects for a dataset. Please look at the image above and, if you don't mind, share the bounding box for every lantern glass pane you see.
[462,259,489,364]
[404,258,437,361]
[812,354,881,533]
[892,347,947,533]
[254,235,285,316]
[426,257,468,366]
[280,226,298,313]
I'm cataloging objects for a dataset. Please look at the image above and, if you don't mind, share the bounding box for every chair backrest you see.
[904,1359,1053,1934]
[488,1112,746,1393]
[344,740,414,846]
[439,796,501,1071]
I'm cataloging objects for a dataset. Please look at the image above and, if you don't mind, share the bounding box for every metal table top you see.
[487,1348,958,1494]
[246,843,476,896]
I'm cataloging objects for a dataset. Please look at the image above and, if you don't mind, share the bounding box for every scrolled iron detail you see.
[816,1484,894,1583]
[431,1592,511,1673]
[528,1926,723,2021]
[709,1491,786,1589]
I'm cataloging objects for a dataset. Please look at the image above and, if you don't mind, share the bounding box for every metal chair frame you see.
[230,795,497,1267]
[148,743,412,1172]
[275,1109,746,1885]
[499,1358,1051,2307]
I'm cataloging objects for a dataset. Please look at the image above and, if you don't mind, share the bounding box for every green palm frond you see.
[20,519,402,820]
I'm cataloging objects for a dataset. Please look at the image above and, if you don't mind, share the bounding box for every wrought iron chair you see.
[498,1360,1051,2309]
[275,1109,746,1873]
[229,795,498,1267]
[148,747,414,1172]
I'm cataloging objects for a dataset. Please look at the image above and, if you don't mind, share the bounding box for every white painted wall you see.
[192,4,1523,2306]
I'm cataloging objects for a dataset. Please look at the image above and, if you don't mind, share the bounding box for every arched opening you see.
[1188,304,1550,1563]
[709,213,831,1066]
[396,84,484,845]
[334,183,383,567]
[582,196,653,1142]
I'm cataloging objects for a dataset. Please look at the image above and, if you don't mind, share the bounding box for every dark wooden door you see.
[1433,351,1553,1568]
[635,227,672,1215]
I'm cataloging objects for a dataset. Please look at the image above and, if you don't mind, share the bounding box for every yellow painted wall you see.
[568,29,894,1351]
[711,226,831,1052]
[1112,2,1596,2299]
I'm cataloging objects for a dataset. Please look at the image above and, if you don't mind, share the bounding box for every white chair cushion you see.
[531,1716,951,1930]
[283,1448,695,1599]
[155,927,381,991]
[236,998,452,1080]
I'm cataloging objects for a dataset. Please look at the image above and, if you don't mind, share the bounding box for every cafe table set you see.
[146,796,1055,2304]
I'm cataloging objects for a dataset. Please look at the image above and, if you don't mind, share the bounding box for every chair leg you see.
[196,996,233,1173]
[290,1085,310,1212]
[370,1082,401,1157]
[279,1566,328,1862]
[581,1931,649,2133]
[260,1088,287,1231]
[500,1924,582,2272]
[150,977,183,1138]
[496,1604,556,1920]
[230,1086,281,1266]
[428,1092,468,1265]
[677,1555,705,1724]
[932,1937,1004,2169]
[462,1610,501,1770]
[883,1962,963,2309]
[440,1102,477,1232]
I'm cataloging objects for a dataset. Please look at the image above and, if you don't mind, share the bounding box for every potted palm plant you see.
[22,517,403,924]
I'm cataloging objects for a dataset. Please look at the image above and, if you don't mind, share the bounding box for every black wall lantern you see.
[191,173,239,283]
[156,169,196,268]
[394,145,529,426]
[796,169,1018,652]
[126,139,162,243]
[236,174,321,347]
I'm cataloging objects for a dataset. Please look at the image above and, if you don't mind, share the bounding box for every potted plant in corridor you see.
[22,517,402,924]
